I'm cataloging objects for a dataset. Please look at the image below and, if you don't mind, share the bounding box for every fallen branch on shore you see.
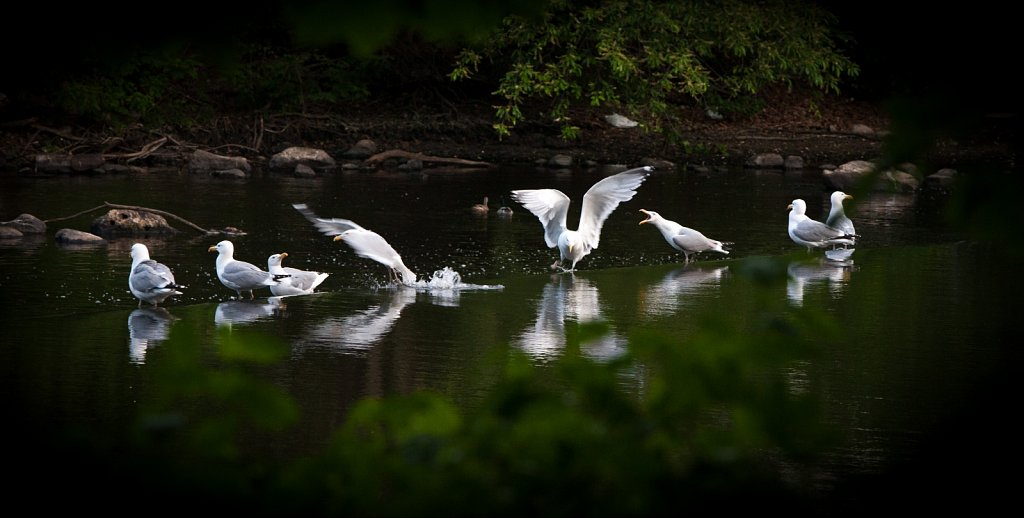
[43,201,245,235]
[364,149,494,168]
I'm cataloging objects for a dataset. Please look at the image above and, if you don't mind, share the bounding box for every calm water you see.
[1,164,1016,508]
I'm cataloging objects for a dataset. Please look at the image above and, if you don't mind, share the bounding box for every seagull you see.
[787,199,856,252]
[292,203,418,286]
[208,240,288,299]
[825,191,856,247]
[511,166,652,271]
[638,209,731,263]
[128,243,185,307]
[266,252,330,297]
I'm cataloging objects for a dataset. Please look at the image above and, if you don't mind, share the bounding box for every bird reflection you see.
[214,298,285,327]
[128,307,175,364]
[786,255,855,306]
[639,265,728,317]
[516,274,626,362]
[302,287,417,354]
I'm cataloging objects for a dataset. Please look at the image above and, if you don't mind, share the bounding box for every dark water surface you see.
[1,164,1016,509]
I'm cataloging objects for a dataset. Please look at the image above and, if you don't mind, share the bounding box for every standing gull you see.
[511,166,652,271]
[825,191,856,247]
[128,243,185,307]
[787,199,856,252]
[209,240,287,299]
[266,252,330,297]
[292,204,418,286]
[638,209,731,263]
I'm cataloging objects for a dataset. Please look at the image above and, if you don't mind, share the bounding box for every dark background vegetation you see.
[0,0,1018,169]
[2,1,1020,515]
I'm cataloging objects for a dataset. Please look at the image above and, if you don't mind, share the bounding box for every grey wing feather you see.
[132,260,176,292]
[794,218,845,243]
[223,260,274,288]
[284,267,327,291]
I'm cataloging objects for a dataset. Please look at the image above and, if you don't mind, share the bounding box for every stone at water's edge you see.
[91,209,179,235]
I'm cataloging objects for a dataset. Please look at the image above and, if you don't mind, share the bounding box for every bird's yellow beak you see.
[208,245,216,252]
[638,209,651,225]
[333,235,343,242]
[280,252,288,258]
[845,194,854,201]
[787,204,793,210]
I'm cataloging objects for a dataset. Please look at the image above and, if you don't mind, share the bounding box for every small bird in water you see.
[472,196,490,215]
[128,243,185,307]
[496,195,514,217]
[638,209,730,263]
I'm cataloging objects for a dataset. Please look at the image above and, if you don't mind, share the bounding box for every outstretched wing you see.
[509,189,571,248]
[337,229,404,268]
[292,203,366,237]
[578,166,652,249]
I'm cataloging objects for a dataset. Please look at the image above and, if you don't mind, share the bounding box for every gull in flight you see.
[128,243,185,307]
[209,240,289,299]
[511,166,652,272]
[292,203,417,286]
[266,252,330,297]
[637,209,731,263]
[787,199,857,252]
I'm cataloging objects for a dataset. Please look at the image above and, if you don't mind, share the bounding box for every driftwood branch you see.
[364,149,494,167]
[42,202,244,235]
[102,136,169,162]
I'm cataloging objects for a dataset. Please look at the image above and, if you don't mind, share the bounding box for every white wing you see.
[509,189,571,248]
[577,166,651,249]
[339,229,404,268]
[292,203,366,237]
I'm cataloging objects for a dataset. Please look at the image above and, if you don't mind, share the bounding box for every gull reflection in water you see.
[128,307,175,364]
[639,265,728,318]
[214,297,285,328]
[516,274,626,363]
[787,251,856,306]
[302,287,417,355]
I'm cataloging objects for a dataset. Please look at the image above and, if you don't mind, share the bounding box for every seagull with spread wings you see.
[511,166,652,272]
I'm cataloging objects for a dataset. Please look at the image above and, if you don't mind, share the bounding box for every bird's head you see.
[638,209,660,225]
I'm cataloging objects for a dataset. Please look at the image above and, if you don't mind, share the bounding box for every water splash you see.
[411,266,504,291]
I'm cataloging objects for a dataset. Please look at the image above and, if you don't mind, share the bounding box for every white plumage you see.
[638,209,730,263]
[825,191,856,247]
[511,166,652,271]
[128,243,184,307]
[787,199,856,252]
[208,240,286,299]
[266,252,329,296]
[292,204,418,286]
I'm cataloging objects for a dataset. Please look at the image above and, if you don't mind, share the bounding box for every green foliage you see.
[56,50,206,127]
[451,0,859,137]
